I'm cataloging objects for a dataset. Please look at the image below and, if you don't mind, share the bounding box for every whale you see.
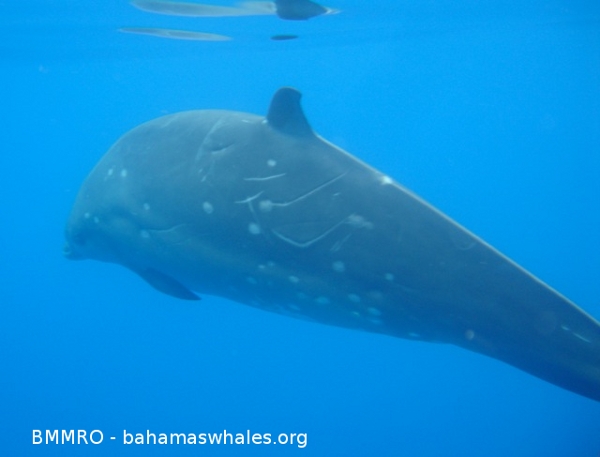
[64,87,600,402]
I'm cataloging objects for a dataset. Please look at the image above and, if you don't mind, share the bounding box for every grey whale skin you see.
[64,87,600,402]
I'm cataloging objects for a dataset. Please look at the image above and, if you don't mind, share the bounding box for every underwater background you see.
[2,0,600,455]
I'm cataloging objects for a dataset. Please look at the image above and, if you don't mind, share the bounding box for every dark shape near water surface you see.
[274,0,328,20]
[130,0,337,20]
[64,88,600,402]
[271,34,299,41]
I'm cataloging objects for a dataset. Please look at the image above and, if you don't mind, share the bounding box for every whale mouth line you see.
[62,241,83,260]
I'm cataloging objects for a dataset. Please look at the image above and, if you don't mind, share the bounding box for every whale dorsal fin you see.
[267,87,314,137]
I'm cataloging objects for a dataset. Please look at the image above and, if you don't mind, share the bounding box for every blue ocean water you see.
[2,0,600,455]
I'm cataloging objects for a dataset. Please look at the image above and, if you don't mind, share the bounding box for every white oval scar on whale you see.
[348,293,361,303]
[367,307,382,317]
[332,261,345,272]
[267,159,276,167]
[120,169,128,178]
[202,202,214,214]
[259,200,273,212]
[248,223,261,234]
[316,296,330,305]
[288,275,299,283]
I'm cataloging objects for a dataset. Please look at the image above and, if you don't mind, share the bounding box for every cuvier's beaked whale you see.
[64,87,600,402]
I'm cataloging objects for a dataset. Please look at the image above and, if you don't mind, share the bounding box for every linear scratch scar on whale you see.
[64,87,600,402]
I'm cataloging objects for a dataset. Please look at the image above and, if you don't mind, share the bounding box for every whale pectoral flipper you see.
[136,268,200,301]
